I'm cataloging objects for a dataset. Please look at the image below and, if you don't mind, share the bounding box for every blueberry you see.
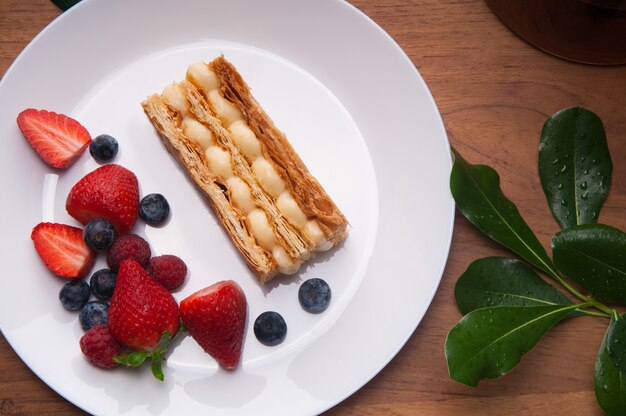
[298,278,331,313]
[139,193,170,226]
[83,219,116,251]
[59,280,91,311]
[89,134,119,162]
[90,268,117,300]
[253,311,287,346]
[79,301,109,331]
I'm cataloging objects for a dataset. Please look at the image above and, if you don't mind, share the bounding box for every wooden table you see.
[1,1,625,414]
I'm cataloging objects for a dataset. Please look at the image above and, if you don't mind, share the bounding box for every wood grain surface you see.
[1,0,625,415]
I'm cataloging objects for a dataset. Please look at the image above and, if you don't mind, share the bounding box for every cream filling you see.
[182,117,215,149]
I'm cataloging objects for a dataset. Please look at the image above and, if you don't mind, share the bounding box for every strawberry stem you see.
[113,330,179,381]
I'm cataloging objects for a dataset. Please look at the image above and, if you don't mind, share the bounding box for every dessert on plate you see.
[142,56,349,283]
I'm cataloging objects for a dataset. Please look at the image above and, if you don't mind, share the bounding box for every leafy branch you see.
[445,107,626,415]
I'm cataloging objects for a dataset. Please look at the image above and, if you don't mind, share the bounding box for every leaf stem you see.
[578,308,611,318]
[588,298,614,316]
[547,270,588,302]
[546,268,613,316]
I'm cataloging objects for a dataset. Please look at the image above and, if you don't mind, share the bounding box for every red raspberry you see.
[149,255,187,290]
[106,234,151,272]
[79,324,121,369]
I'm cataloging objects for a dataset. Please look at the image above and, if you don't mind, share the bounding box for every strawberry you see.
[180,280,247,370]
[17,109,91,169]
[31,222,96,279]
[66,164,139,234]
[108,259,180,380]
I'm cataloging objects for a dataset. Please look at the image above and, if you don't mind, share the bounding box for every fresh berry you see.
[149,255,187,290]
[59,280,91,311]
[31,222,96,279]
[298,278,331,313]
[90,269,117,300]
[16,108,91,169]
[108,259,180,351]
[66,164,139,234]
[79,300,109,331]
[253,311,287,346]
[139,193,170,226]
[83,219,116,251]
[79,324,121,369]
[180,280,247,369]
[89,134,118,162]
[106,234,151,272]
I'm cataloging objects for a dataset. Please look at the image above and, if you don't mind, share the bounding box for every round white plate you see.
[0,0,454,415]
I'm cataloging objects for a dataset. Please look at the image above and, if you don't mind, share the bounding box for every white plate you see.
[0,0,454,415]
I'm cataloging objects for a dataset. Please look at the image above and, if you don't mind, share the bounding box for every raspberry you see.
[149,255,187,290]
[106,234,151,272]
[79,324,121,369]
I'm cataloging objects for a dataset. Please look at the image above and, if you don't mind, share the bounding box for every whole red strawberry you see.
[31,222,96,279]
[109,259,179,350]
[180,280,247,369]
[108,259,179,380]
[17,109,91,169]
[66,164,139,234]
[80,324,121,369]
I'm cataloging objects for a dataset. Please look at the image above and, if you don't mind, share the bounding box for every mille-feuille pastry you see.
[141,56,349,283]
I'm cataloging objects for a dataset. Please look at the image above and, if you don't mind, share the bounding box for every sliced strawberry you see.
[66,164,139,234]
[31,222,96,279]
[108,259,180,380]
[17,109,91,169]
[180,280,247,369]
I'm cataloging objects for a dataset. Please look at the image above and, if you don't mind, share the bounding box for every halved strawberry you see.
[180,280,247,369]
[108,259,180,380]
[17,109,91,169]
[31,222,96,279]
[66,164,139,234]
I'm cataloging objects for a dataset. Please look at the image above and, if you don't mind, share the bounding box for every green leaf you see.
[114,351,148,367]
[450,147,557,277]
[595,317,626,416]
[50,0,82,11]
[445,304,577,386]
[150,353,165,382]
[455,257,573,315]
[552,224,626,304]
[608,314,626,373]
[157,331,173,351]
[539,107,612,229]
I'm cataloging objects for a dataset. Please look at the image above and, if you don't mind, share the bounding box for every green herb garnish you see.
[445,107,625,415]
